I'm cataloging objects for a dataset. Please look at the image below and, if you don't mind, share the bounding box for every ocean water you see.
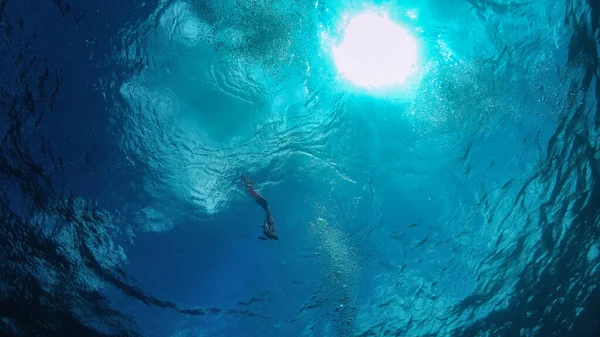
[1,0,599,336]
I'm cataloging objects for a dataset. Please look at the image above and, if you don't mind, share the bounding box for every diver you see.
[241,174,278,241]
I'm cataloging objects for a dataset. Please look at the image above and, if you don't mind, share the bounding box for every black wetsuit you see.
[241,174,278,241]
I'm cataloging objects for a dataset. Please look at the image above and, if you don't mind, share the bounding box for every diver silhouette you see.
[241,174,278,241]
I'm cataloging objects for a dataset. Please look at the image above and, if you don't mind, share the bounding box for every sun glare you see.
[333,12,419,89]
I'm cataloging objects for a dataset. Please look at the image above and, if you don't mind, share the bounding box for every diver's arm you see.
[241,174,269,212]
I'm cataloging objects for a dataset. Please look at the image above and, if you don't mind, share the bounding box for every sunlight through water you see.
[333,12,418,89]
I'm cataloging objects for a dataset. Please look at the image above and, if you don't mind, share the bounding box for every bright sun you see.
[333,12,418,89]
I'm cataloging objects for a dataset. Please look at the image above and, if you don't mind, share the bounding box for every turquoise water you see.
[0,0,599,336]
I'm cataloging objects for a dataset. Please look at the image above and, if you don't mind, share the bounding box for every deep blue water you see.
[1,0,599,336]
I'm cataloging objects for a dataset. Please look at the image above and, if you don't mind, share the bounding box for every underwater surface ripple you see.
[0,0,599,336]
